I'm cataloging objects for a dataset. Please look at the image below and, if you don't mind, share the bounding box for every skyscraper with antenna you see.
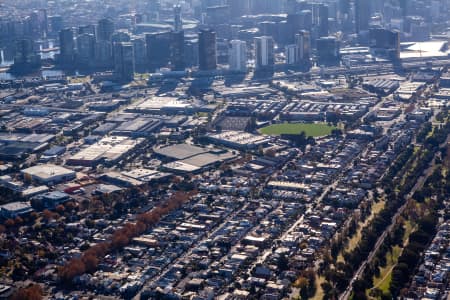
[174,4,182,32]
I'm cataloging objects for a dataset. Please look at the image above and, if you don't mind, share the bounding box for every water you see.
[0,72,15,80]
[0,49,14,67]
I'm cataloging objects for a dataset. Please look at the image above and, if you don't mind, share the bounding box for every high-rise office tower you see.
[12,39,41,72]
[171,3,185,71]
[286,0,299,12]
[198,28,217,71]
[78,25,96,36]
[339,0,350,15]
[229,40,247,72]
[286,13,302,44]
[250,0,282,14]
[300,10,313,32]
[146,31,172,71]
[285,44,298,65]
[97,18,114,41]
[185,39,199,67]
[355,0,370,33]
[317,4,329,37]
[254,36,274,70]
[227,0,250,18]
[316,36,340,66]
[147,0,161,20]
[369,28,400,60]
[114,42,134,81]
[76,33,96,67]
[174,4,183,32]
[206,5,231,25]
[49,16,63,37]
[112,31,131,43]
[59,28,75,64]
[296,30,311,62]
[95,40,113,68]
[35,9,48,37]
[171,30,185,71]
[132,37,147,73]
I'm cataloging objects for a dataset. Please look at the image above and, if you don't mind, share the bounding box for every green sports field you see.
[259,123,337,137]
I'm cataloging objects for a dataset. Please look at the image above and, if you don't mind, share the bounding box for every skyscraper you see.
[95,40,113,69]
[59,28,75,64]
[97,18,114,42]
[355,0,370,33]
[296,30,311,62]
[198,28,217,71]
[369,28,400,60]
[317,4,329,37]
[49,16,63,37]
[76,33,96,67]
[286,13,303,44]
[227,0,250,19]
[174,4,183,32]
[78,25,96,36]
[171,4,185,71]
[114,42,134,82]
[254,36,274,71]
[132,37,147,73]
[229,40,247,72]
[171,30,185,71]
[316,36,340,66]
[146,31,172,71]
[285,44,298,65]
[12,39,41,73]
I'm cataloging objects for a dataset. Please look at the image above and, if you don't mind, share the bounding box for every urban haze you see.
[0,0,449,300]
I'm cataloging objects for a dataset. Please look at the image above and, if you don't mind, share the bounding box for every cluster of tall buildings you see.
[1,0,449,79]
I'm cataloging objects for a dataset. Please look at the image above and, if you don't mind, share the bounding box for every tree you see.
[55,204,65,213]
[82,253,99,273]
[277,254,289,272]
[11,284,43,300]
[59,258,86,283]
[352,279,369,300]
[4,219,15,228]
[42,209,54,220]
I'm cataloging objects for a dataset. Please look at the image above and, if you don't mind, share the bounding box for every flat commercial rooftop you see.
[22,164,76,181]
[128,97,192,113]
[181,152,236,168]
[68,136,145,165]
[154,143,209,160]
[160,144,237,173]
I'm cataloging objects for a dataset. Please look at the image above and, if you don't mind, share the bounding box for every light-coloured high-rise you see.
[229,40,247,72]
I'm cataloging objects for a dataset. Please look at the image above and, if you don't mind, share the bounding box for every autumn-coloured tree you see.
[4,219,15,227]
[81,253,99,273]
[58,258,86,283]
[55,204,65,213]
[59,190,198,281]
[29,211,39,220]
[111,232,129,250]
[14,216,23,225]
[10,284,43,300]
[42,209,53,220]
[64,201,77,211]
[0,224,5,233]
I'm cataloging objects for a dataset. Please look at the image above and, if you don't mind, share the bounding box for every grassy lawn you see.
[259,123,337,137]
[368,220,416,298]
[337,200,386,263]
[311,275,326,300]
[372,245,402,293]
